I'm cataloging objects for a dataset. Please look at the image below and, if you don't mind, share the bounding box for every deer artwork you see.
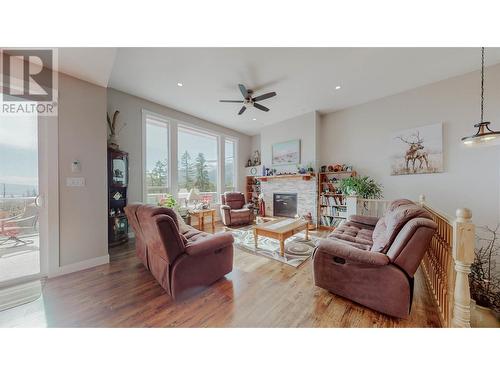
[396,131,430,173]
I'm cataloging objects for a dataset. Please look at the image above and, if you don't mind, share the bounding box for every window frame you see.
[141,109,240,206]
[177,124,221,203]
[142,109,172,203]
[224,136,238,192]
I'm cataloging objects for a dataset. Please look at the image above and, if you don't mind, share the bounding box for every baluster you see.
[451,208,475,328]
[345,196,358,217]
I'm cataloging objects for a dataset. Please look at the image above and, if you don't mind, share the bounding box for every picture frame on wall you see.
[390,123,443,175]
[272,139,301,166]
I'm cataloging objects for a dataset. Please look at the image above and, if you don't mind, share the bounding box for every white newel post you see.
[419,194,426,207]
[451,208,475,328]
[345,196,358,218]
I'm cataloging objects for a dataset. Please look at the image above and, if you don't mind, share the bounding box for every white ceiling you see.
[57,47,500,135]
[58,48,117,87]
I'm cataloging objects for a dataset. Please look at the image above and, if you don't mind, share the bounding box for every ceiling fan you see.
[219,84,276,115]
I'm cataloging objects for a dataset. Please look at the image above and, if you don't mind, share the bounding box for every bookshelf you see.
[317,170,356,230]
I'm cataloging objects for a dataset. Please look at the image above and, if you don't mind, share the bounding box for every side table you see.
[189,208,216,231]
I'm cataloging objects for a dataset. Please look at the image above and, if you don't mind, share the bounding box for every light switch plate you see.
[66,177,85,187]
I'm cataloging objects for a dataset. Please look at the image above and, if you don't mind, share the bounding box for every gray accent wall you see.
[58,73,108,266]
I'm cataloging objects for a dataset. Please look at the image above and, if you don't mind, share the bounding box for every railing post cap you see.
[456,208,472,220]
[419,194,426,203]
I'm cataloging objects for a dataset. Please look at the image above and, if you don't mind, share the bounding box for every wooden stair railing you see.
[345,195,475,327]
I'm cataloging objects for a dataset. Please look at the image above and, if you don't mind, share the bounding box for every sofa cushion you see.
[231,207,251,219]
[186,231,212,245]
[371,203,431,253]
[328,221,374,251]
[183,228,203,239]
[173,209,191,234]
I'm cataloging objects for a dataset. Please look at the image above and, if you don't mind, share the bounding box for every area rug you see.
[226,226,319,268]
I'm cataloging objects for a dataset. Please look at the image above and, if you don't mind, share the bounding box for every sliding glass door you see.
[0,112,41,285]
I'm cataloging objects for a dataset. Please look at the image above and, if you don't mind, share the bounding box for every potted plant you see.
[470,225,500,327]
[158,194,178,209]
[338,175,383,199]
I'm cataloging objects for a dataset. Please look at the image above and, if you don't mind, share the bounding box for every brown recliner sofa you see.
[124,203,149,269]
[313,199,437,319]
[125,204,234,299]
[220,192,254,226]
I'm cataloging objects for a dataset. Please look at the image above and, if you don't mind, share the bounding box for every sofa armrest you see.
[348,214,379,227]
[220,204,231,211]
[317,239,389,266]
[185,232,234,256]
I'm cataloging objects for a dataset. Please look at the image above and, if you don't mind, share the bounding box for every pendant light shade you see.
[461,121,500,145]
[461,47,500,146]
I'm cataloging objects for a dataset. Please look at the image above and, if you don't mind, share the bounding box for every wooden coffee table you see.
[253,217,309,257]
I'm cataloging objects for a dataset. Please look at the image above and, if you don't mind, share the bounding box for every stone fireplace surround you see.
[260,176,317,224]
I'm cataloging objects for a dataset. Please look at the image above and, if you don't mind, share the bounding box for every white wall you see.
[320,64,500,228]
[107,88,252,205]
[250,134,261,155]
[58,73,108,267]
[259,111,320,173]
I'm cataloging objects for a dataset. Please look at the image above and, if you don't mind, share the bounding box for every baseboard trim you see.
[49,255,110,278]
[0,280,42,312]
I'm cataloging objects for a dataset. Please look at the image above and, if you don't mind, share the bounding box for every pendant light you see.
[461,47,500,146]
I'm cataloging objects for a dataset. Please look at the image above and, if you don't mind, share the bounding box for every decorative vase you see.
[470,299,500,328]
[108,135,119,150]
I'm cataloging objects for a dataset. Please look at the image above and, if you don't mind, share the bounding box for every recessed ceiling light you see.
[252,118,256,121]
[177,82,183,87]
[335,85,341,90]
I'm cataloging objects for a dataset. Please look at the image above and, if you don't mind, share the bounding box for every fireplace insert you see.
[273,193,298,218]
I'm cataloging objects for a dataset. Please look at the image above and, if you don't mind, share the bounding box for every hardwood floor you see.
[0,223,442,328]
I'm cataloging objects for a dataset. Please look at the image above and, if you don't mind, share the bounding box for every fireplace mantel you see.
[256,173,314,182]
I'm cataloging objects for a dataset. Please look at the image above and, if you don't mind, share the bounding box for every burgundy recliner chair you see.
[125,204,234,299]
[124,203,149,269]
[313,199,437,319]
[220,192,254,226]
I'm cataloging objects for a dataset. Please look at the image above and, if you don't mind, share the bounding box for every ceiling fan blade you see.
[220,100,244,103]
[253,92,276,102]
[238,106,247,115]
[254,103,269,112]
[238,84,249,99]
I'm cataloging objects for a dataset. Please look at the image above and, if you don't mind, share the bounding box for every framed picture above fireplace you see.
[272,139,300,166]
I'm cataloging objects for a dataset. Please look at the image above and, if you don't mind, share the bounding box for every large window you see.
[225,139,236,192]
[144,115,169,204]
[178,126,219,204]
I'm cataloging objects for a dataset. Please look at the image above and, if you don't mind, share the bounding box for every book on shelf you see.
[319,216,345,227]
[319,205,347,218]
[320,195,345,206]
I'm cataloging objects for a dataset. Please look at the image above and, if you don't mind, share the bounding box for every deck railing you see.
[345,195,475,327]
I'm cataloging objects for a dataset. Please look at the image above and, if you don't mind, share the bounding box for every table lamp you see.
[187,188,201,208]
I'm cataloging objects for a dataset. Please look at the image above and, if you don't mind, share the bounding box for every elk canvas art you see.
[390,123,443,175]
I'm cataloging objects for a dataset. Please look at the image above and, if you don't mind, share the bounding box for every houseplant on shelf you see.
[338,175,383,199]
[470,225,500,327]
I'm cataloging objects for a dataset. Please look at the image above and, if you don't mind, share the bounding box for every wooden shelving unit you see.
[245,176,260,216]
[317,170,356,230]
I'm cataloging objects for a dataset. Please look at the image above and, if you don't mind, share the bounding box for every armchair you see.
[313,199,437,319]
[125,204,234,299]
[220,192,254,226]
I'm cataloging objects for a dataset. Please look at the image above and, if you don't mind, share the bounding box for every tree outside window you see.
[178,127,218,204]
